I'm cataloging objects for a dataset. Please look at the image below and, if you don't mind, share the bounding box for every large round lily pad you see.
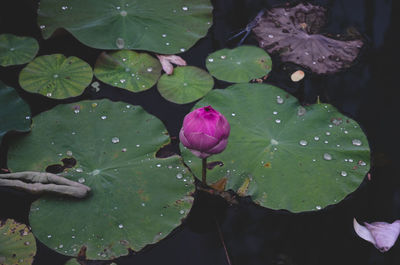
[0,219,37,265]
[94,50,162,92]
[157,66,214,104]
[0,81,31,145]
[0,34,39,67]
[37,0,213,54]
[181,83,370,212]
[205,46,272,83]
[7,100,194,260]
[18,54,93,99]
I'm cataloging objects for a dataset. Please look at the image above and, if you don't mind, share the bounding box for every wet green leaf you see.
[8,100,194,260]
[18,54,93,99]
[94,50,161,92]
[0,34,39,67]
[181,83,370,212]
[157,66,214,104]
[0,81,31,146]
[38,0,213,54]
[0,219,36,265]
[206,46,272,83]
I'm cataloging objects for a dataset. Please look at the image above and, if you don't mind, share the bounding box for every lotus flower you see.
[179,106,230,159]
[353,218,400,252]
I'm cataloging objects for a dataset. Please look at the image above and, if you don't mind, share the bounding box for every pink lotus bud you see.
[353,218,400,252]
[179,106,230,159]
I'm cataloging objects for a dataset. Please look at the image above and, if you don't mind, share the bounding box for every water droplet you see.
[297,107,306,116]
[61,6,68,10]
[326,132,331,136]
[116,38,125,49]
[141,203,146,207]
[165,42,170,46]
[312,61,316,65]
[120,79,126,84]
[344,130,349,134]
[47,235,52,238]
[183,82,188,86]
[147,67,153,72]
[323,153,332,161]
[40,25,46,29]
[179,210,185,214]
[118,224,124,229]
[352,139,362,146]
[47,92,52,97]
[156,164,161,168]
[101,115,107,120]
[236,61,241,65]
[176,173,183,179]
[273,111,278,115]
[329,124,333,128]
[324,140,328,144]
[314,136,320,141]
[120,10,127,16]
[78,177,85,183]
[76,168,83,173]
[358,160,366,166]
[270,139,279,145]
[162,34,167,38]
[66,150,73,156]
[72,235,75,239]
[116,6,121,10]
[348,159,354,163]
[268,34,274,38]
[53,74,59,78]
[208,58,214,62]
[25,116,30,120]
[180,48,185,52]
[112,137,120,144]
[275,119,281,124]
[122,148,127,152]
[160,213,164,217]
[74,109,80,114]
[231,113,236,116]
[316,206,322,210]
[136,144,140,147]
[299,140,308,146]
[182,6,188,11]
[340,171,348,177]
[276,96,284,104]
[220,55,226,59]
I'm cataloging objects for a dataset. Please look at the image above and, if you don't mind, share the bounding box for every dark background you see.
[1,0,399,264]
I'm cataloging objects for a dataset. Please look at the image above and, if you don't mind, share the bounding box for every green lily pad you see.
[37,0,213,54]
[0,219,37,265]
[181,83,370,212]
[205,46,272,83]
[0,81,31,146]
[157,66,214,104]
[0,34,39,67]
[18,54,93,99]
[7,100,194,260]
[94,50,161,92]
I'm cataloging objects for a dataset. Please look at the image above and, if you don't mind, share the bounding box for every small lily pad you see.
[157,66,214,104]
[181,83,370,213]
[94,50,162,92]
[0,81,31,146]
[7,100,194,260]
[0,219,37,265]
[0,34,39,66]
[37,0,213,54]
[18,54,93,99]
[205,46,272,83]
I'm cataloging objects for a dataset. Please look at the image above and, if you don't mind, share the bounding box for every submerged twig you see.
[0,171,91,198]
[215,218,232,265]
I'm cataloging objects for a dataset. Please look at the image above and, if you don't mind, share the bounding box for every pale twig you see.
[0,171,90,198]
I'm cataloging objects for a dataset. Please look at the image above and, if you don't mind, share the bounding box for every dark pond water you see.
[1,0,399,264]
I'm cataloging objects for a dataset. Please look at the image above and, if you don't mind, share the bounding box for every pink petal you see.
[185,132,219,152]
[207,138,228,154]
[164,55,187,66]
[354,218,400,252]
[189,149,210,159]
[157,55,174,75]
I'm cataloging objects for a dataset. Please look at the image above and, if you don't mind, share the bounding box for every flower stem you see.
[202,158,207,184]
